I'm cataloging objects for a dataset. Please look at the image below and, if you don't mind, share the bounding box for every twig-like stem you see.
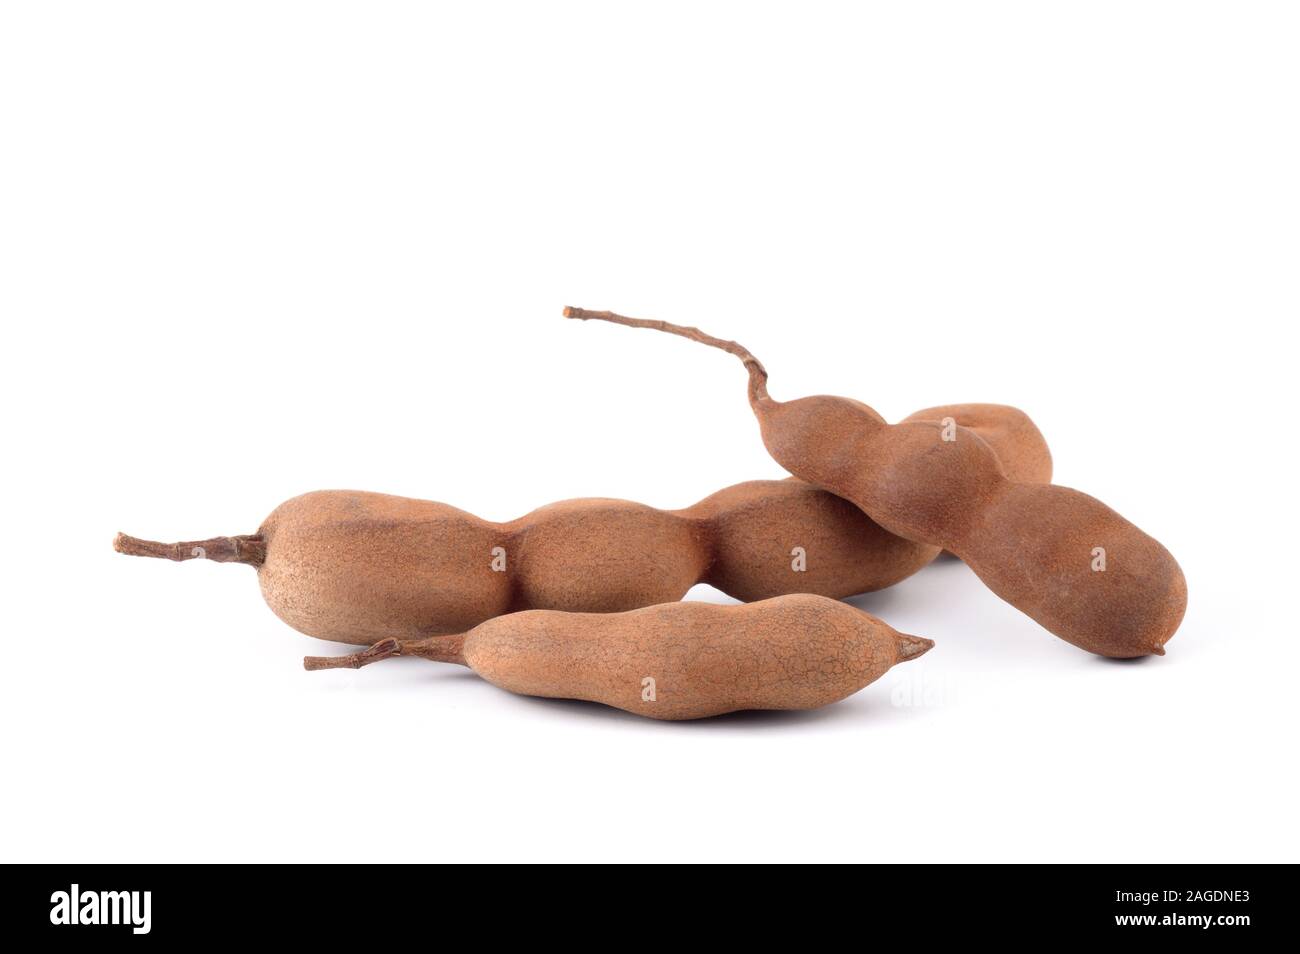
[304,638,402,671]
[563,306,771,406]
[113,532,265,566]
[303,634,468,671]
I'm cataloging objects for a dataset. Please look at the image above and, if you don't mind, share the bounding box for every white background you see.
[2,2,1296,863]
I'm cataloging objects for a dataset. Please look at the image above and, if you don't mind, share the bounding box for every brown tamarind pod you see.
[303,594,934,721]
[565,307,1185,658]
[114,404,1051,647]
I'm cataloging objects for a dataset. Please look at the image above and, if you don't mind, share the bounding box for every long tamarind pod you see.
[115,403,1051,646]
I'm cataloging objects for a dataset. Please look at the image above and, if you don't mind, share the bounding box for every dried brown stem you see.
[113,532,265,566]
[303,634,468,672]
[304,637,402,671]
[563,306,771,406]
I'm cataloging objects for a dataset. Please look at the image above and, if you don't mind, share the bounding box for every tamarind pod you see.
[565,306,1185,658]
[115,486,900,645]
[114,403,1051,646]
[303,594,934,721]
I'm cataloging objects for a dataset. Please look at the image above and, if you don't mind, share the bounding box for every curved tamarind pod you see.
[114,405,1051,647]
[303,594,934,721]
[565,307,1185,658]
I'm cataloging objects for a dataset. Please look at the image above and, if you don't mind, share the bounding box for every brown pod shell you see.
[115,404,1051,646]
[766,403,1186,657]
[306,594,934,721]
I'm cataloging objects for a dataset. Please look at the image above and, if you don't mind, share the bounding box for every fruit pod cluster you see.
[114,304,1185,720]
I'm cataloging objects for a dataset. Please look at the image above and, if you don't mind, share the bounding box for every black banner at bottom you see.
[2,864,1284,944]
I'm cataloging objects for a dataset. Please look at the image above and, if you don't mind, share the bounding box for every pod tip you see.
[897,634,935,662]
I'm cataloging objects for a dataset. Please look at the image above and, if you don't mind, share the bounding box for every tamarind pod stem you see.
[304,634,469,670]
[113,532,265,566]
